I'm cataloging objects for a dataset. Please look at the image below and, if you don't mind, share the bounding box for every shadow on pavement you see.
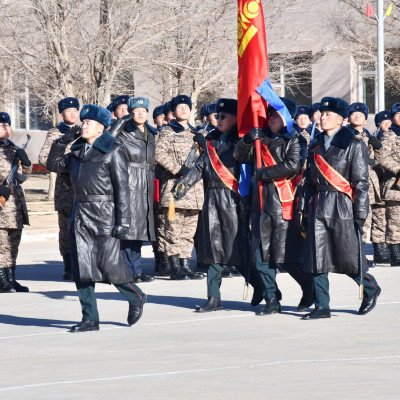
[0,315,126,329]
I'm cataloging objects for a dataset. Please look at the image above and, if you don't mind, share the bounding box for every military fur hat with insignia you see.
[0,112,11,126]
[201,102,217,117]
[374,110,392,127]
[295,105,311,119]
[391,103,400,117]
[308,103,321,118]
[128,96,150,112]
[80,104,112,128]
[349,102,369,119]
[58,97,80,113]
[112,95,130,112]
[216,98,238,116]
[106,102,114,113]
[153,105,165,120]
[319,97,350,118]
[171,95,192,112]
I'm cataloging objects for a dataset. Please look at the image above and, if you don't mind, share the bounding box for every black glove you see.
[243,128,263,145]
[193,132,207,151]
[254,167,272,183]
[111,225,129,239]
[58,125,81,145]
[15,148,31,167]
[172,181,187,201]
[176,165,191,178]
[368,135,382,151]
[354,218,365,232]
[0,186,11,200]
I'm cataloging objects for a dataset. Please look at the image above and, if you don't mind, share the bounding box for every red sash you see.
[261,144,302,221]
[313,152,353,200]
[207,141,239,193]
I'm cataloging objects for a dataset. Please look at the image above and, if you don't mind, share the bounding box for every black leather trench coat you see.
[302,127,370,275]
[117,120,156,241]
[46,132,134,284]
[178,129,244,266]
[234,129,301,264]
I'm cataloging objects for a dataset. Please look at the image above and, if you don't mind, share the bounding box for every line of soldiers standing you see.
[0,91,399,329]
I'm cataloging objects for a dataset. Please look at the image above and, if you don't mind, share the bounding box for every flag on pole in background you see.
[366,3,375,18]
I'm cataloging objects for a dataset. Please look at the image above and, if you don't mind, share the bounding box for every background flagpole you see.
[377,0,385,111]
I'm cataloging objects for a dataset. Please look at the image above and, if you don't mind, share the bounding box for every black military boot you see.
[62,253,73,281]
[0,268,15,293]
[128,293,147,326]
[373,243,390,264]
[256,298,281,315]
[179,259,204,280]
[168,255,189,280]
[195,297,222,313]
[228,266,241,276]
[5,267,29,292]
[388,244,400,267]
[158,252,171,277]
[70,320,100,333]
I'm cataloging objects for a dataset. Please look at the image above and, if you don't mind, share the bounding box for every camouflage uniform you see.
[375,130,400,244]
[355,130,383,241]
[155,124,204,258]
[39,125,74,256]
[0,140,31,268]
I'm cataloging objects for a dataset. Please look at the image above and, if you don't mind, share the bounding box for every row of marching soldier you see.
[0,93,398,331]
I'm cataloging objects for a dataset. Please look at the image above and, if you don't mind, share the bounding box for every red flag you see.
[366,3,375,18]
[237,0,269,137]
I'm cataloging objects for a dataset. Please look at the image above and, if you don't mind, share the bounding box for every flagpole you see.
[377,0,385,111]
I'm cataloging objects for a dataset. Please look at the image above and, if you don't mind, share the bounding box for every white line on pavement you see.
[0,355,399,392]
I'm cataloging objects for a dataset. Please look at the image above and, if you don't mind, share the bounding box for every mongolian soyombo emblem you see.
[238,0,261,58]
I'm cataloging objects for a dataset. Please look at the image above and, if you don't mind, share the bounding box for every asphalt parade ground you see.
[1,231,399,400]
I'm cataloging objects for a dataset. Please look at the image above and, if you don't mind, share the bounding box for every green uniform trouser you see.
[207,264,223,298]
[313,273,379,309]
[254,246,277,301]
[75,281,143,322]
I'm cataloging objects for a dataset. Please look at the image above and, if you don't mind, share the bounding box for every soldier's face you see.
[311,110,321,124]
[217,113,237,133]
[207,113,218,127]
[132,108,148,125]
[115,104,129,119]
[349,112,366,128]
[296,114,311,130]
[380,119,392,132]
[320,111,343,132]
[0,123,10,141]
[393,112,400,127]
[174,104,191,121]
[62,108,79,125]
[81,120,104,143]
[268,111,284,134]
[154,114,165,128]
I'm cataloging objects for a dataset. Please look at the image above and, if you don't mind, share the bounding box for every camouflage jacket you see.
[355,129,382,205]
[376,130,400,202]
[39,124,74,212]
[155,123,204,210]
[0,140,31,229]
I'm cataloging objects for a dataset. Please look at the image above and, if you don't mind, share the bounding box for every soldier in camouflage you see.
[375,103,400,266]
[155,95,205,280]
[39,97,80,280]
[0,112,31,293]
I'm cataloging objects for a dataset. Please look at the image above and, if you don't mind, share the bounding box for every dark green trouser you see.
[207,264,223,298]
[313,272,379,309]
[254,246,277,301]
[75,281,143,322]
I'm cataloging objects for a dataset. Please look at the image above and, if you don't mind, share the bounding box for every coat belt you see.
[128,162,155,171]
[74,194,113,202]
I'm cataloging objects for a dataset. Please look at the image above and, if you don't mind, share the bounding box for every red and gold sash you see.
[207,141,239,193]
[261,143,303,221]
[313,152,353,200]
